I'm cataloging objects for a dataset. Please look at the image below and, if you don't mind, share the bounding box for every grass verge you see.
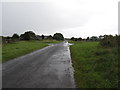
[2,41,49,62]
[40,40,62,43]
[70,41,118,88]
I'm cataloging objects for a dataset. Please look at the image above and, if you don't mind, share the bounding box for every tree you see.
[20,31,37,40]
[90,36,98,41]
[12,33,19,40]
[53,33,64,40]
[100,35,117,47]
[78,37,82,41]
[47,35,53,40]
[41,35,44,39]
[99,35,104,40]
[86,37,89,41]
[71,37,75,41]
[71,37,82,41]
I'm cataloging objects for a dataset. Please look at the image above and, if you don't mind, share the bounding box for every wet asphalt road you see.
[2,41,75,88]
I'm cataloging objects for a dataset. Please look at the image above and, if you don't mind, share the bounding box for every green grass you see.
[40,40,62,43]
[67,40,75,43]
[2,41,49,62]
[70,41,118,88]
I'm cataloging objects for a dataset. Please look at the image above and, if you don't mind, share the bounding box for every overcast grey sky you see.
[1,0,119,38]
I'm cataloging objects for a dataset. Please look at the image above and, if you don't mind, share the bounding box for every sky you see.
[1,0,119,38]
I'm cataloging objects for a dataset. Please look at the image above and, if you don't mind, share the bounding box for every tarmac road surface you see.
[2,41,75,88]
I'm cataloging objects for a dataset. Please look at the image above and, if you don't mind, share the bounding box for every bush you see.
[12,33,19,41]
[100,35,119,47]
[20,31,38,40]
[12,33,19,39]
[53,33,64,41]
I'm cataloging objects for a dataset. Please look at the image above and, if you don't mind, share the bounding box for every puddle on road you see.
[45,42,75,88]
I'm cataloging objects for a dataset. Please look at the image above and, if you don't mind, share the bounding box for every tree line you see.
[70,35,120,47]
[70,36,103,41]
[2,30,120,47]
[2,31,64,44]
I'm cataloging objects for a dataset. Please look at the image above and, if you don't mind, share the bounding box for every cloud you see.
[2,0,119,38]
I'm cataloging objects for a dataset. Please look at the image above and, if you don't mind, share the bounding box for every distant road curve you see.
[3,41,75,88]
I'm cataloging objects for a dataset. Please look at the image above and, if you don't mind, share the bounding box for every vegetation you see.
[20,31,38,40]
[71,37,82,41]
[1,30,119,87]
[2,39,62,62]
[100,35,120,47]
[2,41,48,62]
[41,34,45,39]
[2,31,64,44]
[70,41,118,88]
[53,33,64,41]
[2,30,64,62]
[12,33,19,40]
[40,40,61,43]
[70,36,99,41]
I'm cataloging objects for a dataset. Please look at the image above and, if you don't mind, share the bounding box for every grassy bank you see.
[2,40,51,62]
[40,40,61,43]
[70,41,118,88]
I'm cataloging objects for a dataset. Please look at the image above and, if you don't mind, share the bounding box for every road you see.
[2,41,75,88]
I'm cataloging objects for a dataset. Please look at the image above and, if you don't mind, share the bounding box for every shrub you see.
[100,35,119,47]
[53,33,64,41]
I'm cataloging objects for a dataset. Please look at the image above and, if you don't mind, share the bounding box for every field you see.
[70,41,118,88]
[2,40,60,62]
